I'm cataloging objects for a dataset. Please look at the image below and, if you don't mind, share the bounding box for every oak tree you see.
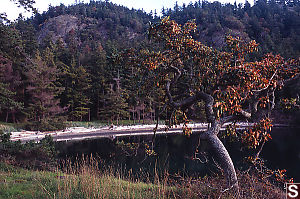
[141,17,299,193]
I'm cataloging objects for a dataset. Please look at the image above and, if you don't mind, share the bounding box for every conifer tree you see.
[85,43,107,120]
[58,58,91,121]
[14,17,38,55]
[25,48,65,130]
[0,23,27,123]
[98,86,129,125]
[0,55,23,122]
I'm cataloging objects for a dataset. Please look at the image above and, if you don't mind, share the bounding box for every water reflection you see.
[56,127,300,181]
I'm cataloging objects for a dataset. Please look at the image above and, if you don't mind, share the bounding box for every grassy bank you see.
[0,157,285,199]
[0,160,176,199]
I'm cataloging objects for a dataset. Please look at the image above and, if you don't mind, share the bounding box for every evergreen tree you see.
[85,43,107,120]
[0,23,28,123]
[0,55,23,122]
[98,86,129,125]
[58,58,91,121]
[25,48,65,130]
[14,17,38,55]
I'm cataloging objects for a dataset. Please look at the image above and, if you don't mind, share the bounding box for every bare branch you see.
[169,65,182,85]
[166,82,216,123]
[165,80,180,107]
[252,69,277,92]
[239,109,252,119]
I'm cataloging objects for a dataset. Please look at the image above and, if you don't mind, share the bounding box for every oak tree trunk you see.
[206,133,239,195]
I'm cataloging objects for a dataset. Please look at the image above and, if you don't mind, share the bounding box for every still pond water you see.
[56,127,300,181]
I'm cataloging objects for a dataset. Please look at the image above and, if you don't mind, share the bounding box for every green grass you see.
[0,163,55,198]
[0,160,177,199]
[0,158,286,199]
[0,122,20,133]
[66,120,166,128]
[66,121,106,128]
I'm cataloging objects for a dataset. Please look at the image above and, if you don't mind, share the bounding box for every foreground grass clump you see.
[0,158,176,199]
[0,157,285,199]
[0,162,56,198]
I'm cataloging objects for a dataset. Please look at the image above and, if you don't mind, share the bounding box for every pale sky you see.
[0,0,252,21]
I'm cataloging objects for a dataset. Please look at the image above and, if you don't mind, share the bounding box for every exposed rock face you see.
[37,15,81,44]
[36,14,143,49]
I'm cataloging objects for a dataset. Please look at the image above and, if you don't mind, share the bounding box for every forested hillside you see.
[0,0,299,130]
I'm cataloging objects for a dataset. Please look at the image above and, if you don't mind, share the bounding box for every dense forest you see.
[0,0,299,130]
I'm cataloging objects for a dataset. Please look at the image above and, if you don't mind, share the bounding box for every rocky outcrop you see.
[37,15,81,44]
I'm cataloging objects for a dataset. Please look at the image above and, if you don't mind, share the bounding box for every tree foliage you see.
[140,17,299,192]
[24,49,65,131]
[0,0,299,130]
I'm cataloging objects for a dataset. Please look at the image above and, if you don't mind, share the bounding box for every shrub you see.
[0,133,57,170]
[23,117,67,132]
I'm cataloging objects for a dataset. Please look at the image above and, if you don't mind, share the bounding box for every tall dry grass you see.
[39,155,176,199]
[36,155,285,199]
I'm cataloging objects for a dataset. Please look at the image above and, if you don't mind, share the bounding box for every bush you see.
[0,133,57,170]
[23,117,67,132]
